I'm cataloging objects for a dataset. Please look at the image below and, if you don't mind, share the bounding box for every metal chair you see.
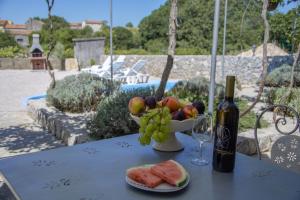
[254,105,300,172]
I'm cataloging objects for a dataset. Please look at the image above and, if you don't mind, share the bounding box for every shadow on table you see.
[0,182,16,200]
[0,123,64,158]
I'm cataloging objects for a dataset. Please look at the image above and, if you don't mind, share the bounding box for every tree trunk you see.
[240,0,269,118]
[46,0,56,89]
[279,43,300,104]
[155,0,177,100]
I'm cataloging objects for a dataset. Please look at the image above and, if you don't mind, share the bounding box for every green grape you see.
[139,127,145,134]
[145,124,155,135]
[154,115,161,124]
[143,135,151,145]
[160,125,171,135]
[158,131,167,141]
[152,131,161,143]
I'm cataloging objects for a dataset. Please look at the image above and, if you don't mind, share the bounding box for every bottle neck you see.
[224,76,235,102]
[224,96,234,102]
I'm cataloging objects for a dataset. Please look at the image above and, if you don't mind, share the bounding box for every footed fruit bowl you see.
[131,114,195,152]
[129,96,205,152]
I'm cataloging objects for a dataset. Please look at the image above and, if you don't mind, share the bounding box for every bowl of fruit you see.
[128,96,205,152]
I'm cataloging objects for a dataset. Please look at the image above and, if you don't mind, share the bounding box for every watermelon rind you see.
[169,160,188,187]
[126,164,153,174]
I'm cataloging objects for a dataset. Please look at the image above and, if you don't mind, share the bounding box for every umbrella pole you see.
[109,0,113,81]
[208,0,221,115]
[221,0,228,83]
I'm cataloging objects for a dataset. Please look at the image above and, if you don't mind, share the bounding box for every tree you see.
[139,0,263,55]
[45,0,56,89]
[269,7,300,52]
[0,32,18,48]
[155,0,177,100]
[125,22,134,28]
[112,26,134,50]
[42,15,69,31]
[240,0,270,117]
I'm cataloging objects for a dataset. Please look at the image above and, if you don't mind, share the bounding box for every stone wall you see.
[100,55,294,85]
[0,58,64,70]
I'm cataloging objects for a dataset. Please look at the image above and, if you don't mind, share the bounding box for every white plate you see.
[126,173,190,193]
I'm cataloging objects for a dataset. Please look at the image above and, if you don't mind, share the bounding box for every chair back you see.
[126,60,146,76]
[254,105,300,172]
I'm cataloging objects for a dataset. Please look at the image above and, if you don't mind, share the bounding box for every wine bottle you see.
[213,76,239,172]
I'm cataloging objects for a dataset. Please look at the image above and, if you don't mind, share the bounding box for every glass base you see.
[191,158,208,166]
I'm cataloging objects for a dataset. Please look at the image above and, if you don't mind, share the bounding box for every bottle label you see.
[216,125,232,151]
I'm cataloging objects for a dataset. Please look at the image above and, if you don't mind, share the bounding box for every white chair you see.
[114,60,149,84]
[81,56,113,73]
[95,55,126,78]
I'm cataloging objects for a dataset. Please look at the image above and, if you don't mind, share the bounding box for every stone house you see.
[82,20,104,32]
[70,22,82,30]
[4,24,32,47]
[25,18,44,31]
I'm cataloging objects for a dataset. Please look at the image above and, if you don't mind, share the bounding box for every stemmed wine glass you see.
[191,114,213,166]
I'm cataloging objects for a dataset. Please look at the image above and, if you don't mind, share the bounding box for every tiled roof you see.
[0,20,8,26]
[5,24,26,29]
[6,29,32,36]
[85,20,103,25]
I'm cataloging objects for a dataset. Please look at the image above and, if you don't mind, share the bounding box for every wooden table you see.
[0,133,300,200]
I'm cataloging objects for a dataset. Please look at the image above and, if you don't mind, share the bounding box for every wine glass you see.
[191,114,213,166]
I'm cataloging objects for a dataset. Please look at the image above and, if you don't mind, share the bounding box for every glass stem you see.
[199,141,204,161]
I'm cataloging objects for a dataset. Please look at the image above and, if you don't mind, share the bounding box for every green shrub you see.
[64,48,74,58]
[265,64,300,87]
[167,77,224,103]
[47,73,120,112]
[114,48,149,55]
[88,87,155,139]
[90,59,96,65]
[168,77,268,132]
[0,46,26,58]
[265,87,300,113]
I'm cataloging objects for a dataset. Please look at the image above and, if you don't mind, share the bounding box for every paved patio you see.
[0,70,78,158]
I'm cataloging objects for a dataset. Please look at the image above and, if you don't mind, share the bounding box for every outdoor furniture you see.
[114,60,149,84]
[94,55,126,78]
[0,133,300,200]
[254,104,300,173]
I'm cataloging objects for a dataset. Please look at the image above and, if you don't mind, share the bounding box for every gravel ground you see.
[0,70,78,158]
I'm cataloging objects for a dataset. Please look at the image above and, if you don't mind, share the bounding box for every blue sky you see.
[0,0,167,26]
[0,0,297,26]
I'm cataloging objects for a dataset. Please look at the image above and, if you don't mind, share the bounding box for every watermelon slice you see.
[126,165,163,188]
[150,160,188,187]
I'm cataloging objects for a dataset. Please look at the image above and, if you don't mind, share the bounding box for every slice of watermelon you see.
[127,165,163,188]
[150,160,188,187]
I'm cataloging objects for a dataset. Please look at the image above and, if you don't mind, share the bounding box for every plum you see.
[145,96,157,109]
[172,110,186,121]
[192,101,205,115]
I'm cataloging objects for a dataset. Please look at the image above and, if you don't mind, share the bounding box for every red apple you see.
[128,97,146,115]
[182,105,198,119]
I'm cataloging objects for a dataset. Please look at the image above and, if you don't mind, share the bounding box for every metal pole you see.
[208,0,221,115]
[221,0,228,83]
[109,0,113,81]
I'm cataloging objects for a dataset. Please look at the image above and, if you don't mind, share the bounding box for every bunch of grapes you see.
[138,107,172,145]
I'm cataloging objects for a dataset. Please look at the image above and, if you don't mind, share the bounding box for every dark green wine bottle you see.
[213,76,239,172]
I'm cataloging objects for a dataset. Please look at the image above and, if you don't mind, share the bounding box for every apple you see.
[182,105,198,119]
[128,97,146,115]
[161,97,180,112]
